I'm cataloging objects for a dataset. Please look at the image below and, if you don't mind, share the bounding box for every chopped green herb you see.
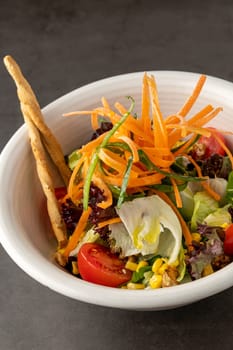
[117,156,133,208]
[131,265,152,283]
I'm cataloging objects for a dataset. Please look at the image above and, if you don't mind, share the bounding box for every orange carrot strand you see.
[178,75,206,117]
[170,178,183,208]
[63,206,92,258]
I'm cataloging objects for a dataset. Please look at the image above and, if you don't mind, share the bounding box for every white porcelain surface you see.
[1,71,233,310]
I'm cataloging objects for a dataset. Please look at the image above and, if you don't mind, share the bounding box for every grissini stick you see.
[23,110,68,247]
[4,55,68,247]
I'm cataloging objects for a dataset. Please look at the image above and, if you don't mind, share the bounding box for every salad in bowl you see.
[54,74,233,290]
[2,56,233,304]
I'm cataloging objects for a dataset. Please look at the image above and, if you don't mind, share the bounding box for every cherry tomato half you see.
[224,224,233,256]
[77,243,132,287]
[192,127,226,160]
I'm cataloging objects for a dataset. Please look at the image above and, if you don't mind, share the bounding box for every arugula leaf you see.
[149,182,187,193]
[105,141,131,153]
[171,156,196,177]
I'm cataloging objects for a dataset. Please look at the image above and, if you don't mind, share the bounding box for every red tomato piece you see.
[224,224,233,256]
[77,243,132,287]
[192,127,226,160]
[55,187,67,200]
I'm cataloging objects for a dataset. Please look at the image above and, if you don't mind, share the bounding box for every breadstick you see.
[3,55,71,186]
[4,55,68,247]
[23,110,67,246]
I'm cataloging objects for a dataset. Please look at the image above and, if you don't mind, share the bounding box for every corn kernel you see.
[136,261,148,272]
[71,261,79,275]
[125,260,138,271]
[191,233,201,243]
[202,264,214,277]
[158,263,168,275]
[152,258,163,273]
[127,282,145,290]
[221,223,229,229]
[149,274,163,289]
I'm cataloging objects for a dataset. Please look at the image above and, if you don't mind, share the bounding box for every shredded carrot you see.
[141,148,174,168]
[102,172,165,187]
[166,124,211,138]
[164,114,183,125]
[101,96,110,109]
[167,108,222,148]
[178,75,206,117]
[113,103,132,137]
[173,133,197,157]
[117,135,139,163]
[96,217,121,229]
[186,104,214,125]
[141,73,151,134]
[170,178,183,208]
[68,156,85,202]
[147,75,168,148]
[80,132,107,153]
[98,148,138,177]
[92,174,113,209]
[63,206,92,258]
[147,75,160,107]
[143,146,172,156]
[91,112,99,130]
[63,110,93,117]
[68,181,84,204]
[114,102,138,121]
[95,107,154,144]
[190,107,223,128]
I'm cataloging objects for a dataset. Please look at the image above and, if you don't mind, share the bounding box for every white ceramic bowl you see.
[1,71,233,311]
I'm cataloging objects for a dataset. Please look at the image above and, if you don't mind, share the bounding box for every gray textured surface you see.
[1,0,233,349]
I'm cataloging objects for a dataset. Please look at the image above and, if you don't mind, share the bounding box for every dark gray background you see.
[1,0,233,349]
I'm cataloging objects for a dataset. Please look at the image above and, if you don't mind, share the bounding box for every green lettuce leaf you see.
[204,205,231,226]
[191,191,219,231]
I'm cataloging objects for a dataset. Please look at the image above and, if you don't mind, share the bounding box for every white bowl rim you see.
[1,70,233,310]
